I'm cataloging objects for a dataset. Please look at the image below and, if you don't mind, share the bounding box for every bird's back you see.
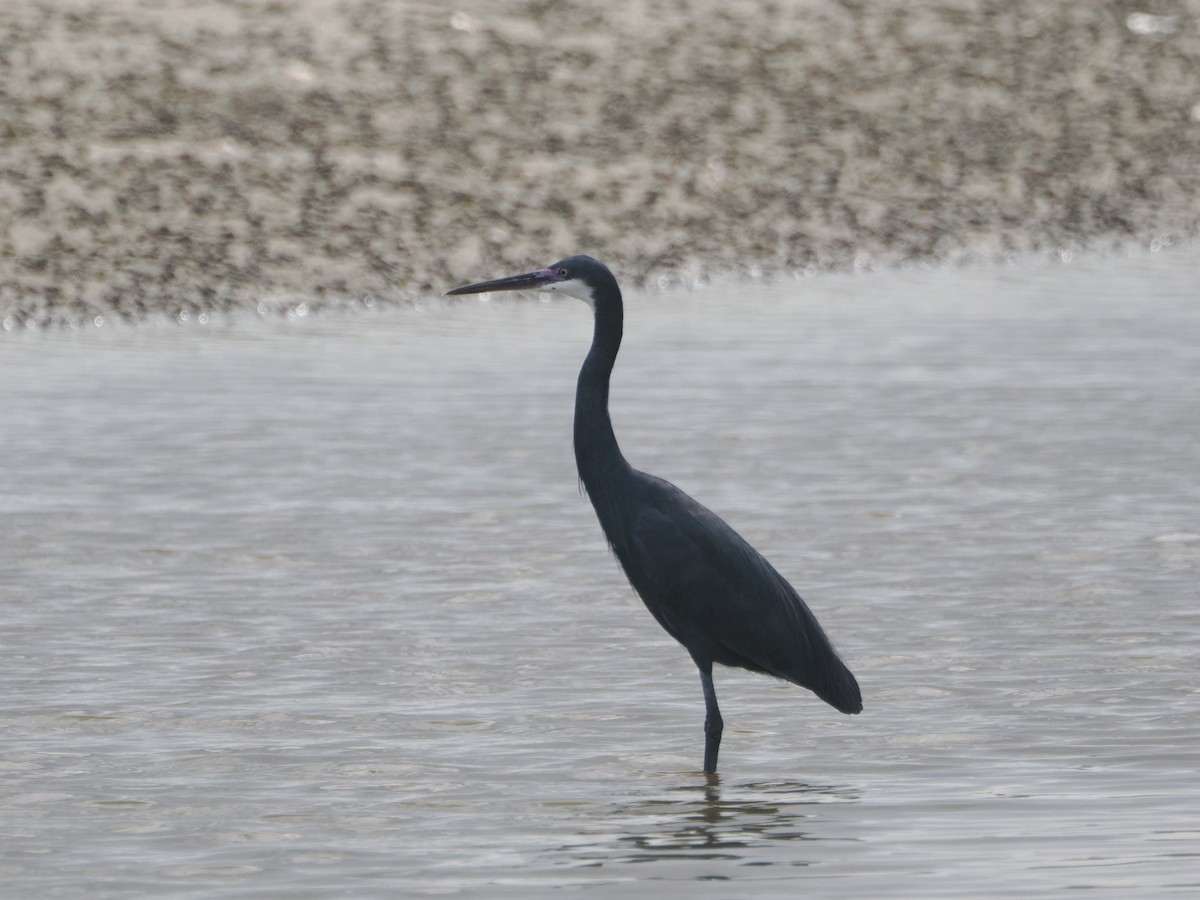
[603,470,862,716]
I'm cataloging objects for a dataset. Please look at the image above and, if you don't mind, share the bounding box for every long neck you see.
[574,287,630,502]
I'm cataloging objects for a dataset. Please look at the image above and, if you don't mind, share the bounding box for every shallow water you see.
[2,252,1198,896]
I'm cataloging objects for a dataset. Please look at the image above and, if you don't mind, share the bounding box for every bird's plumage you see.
[448,254,861,772]
[636,478,859,708]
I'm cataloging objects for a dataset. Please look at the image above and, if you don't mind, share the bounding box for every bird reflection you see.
[558,779,859,865]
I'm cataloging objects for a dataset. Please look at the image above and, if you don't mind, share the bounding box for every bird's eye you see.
[558,268,569,278]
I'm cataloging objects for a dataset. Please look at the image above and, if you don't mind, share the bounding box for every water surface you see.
[2,252,1198,895]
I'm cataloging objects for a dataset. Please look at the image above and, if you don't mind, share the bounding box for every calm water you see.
[2,252,1198,896]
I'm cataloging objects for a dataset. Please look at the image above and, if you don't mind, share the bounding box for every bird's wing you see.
[622,475,849,700]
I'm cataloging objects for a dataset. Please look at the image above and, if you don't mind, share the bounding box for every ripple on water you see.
[1,252,1198,895]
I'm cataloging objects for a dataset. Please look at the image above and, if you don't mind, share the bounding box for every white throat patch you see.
[542,277,596,307]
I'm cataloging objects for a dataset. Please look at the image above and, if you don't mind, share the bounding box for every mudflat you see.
[2,1,1198,324]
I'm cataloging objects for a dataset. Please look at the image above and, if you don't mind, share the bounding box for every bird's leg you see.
[699,665,723,774]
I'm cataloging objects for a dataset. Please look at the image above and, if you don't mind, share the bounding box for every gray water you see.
[2,252,1198,896]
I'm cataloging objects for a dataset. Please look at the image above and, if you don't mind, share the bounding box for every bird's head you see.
[447,255,618,310]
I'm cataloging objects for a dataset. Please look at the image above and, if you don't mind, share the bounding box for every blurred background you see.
[2,0,1199,325]
[4,4,1199,894]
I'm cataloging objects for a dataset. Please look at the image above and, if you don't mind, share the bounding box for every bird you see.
[447,255,861,773]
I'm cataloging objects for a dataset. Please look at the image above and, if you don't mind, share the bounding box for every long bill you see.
[446,268,559,296]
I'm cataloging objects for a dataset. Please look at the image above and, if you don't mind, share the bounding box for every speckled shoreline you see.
[2,1,1199,325]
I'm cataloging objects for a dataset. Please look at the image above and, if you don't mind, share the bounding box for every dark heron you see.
[448,255,861,773]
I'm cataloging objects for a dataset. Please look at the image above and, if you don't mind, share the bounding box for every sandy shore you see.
[2,1,1199,325]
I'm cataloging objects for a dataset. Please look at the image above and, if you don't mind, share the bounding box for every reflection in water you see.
[559,780,860,867]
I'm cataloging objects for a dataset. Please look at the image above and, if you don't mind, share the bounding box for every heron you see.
[447,255,861,773]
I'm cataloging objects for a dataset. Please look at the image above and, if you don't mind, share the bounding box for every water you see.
[2,252,1198,896]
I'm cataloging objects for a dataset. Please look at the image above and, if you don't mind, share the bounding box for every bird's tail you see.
[814,654,862,715]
